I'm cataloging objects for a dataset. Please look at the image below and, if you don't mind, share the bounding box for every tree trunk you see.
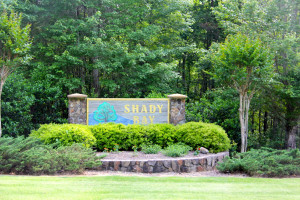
[92,69,100,97]
[0,83,3,138]
[239,91,252,152]
[287,116,299,149]
[264,111,268,134]
[0,92,1,138]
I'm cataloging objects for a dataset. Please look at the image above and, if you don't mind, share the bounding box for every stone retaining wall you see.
[100,151,229,173]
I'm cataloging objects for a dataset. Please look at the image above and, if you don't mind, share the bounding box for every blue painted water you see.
[88,114,133,125]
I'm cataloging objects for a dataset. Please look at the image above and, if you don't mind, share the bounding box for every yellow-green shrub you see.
[175,122,231,153]
[90,123,179,150]
[143,124,178,148]
[90,123,129,150]
[30,124,96,148]
[30,122,231,153]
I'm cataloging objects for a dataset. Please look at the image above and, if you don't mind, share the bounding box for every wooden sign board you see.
[87,98,169,125]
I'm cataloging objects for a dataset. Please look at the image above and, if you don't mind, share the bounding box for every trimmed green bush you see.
[141,144,162,154]
[176,122,231,153]
[0,137,102,175]
[90,123,146,150]
[144,124,178,148]
[217,148,300,177]
[162,143,192,157]
[30,124,96,148]
[30,122,231,153]
[91,123,179,151]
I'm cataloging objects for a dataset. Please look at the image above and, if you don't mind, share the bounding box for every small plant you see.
[141,144,162,154]
[132,145,138,153]
[194,147,201,156]
[103,148,109,153]
[132,145,138,156]
[113,144,119,152]
[162,143,192,157]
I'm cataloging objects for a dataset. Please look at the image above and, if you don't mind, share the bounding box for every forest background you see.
[0,0,299,151]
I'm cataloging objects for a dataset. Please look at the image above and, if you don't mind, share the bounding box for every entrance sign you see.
[87,98,169,125]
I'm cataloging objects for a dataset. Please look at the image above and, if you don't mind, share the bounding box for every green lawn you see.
[0,175,299,200]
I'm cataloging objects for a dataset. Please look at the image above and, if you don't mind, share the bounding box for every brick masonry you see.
[99,151,229,173]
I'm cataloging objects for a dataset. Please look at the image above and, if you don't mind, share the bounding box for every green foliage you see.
[0,10,31,66]
[91,122,229,152]
[91,123,146,151]
[2,72,35,136]
[0,9,32,137]
[214,0,300,149]
[162,143,192,157]
[144,124,178,148]
[30,124,96,148]
[176,122,231,153]
[91,123,178,151]
[0,136,102,174]
[186,89,240,149]
[141,144,162,154]
[217,148,300,177]
[213,33,273,89]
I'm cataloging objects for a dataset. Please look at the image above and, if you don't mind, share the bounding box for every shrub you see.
[0,137,102,175]
[141,144,162,154]
[90,123,145,150]
[91,123,176,150]
[30,124,96,148]
[217,148,300,177]
[31,121,230,153]
[162,143,192,157]
[143,124,178,148]
[175,122,231,153]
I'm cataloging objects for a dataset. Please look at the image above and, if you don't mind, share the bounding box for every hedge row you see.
[30,122,231,153]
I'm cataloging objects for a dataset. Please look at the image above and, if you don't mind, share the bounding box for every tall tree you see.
[214,33,273,152]
[214,0,300,149]
[0,10,31,137]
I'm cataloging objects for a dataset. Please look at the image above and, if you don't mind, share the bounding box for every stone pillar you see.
[168,94,187,125]
[68,93,88,124]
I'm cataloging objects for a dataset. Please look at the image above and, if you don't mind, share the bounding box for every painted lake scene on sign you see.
[87,98,169,125]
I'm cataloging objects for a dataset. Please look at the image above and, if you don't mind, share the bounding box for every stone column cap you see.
[67,93,88,98]
[167,94,187,99]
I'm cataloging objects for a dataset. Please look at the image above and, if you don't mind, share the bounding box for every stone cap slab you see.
[67,93,88,99]
[167,94,187,99]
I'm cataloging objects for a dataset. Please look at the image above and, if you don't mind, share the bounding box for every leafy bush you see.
[144,124,178,148]
[91,123,145,150]
[186,89,240,149]
[91,123,177,150]
[176,122,231,153]
[30,124,96,148]
[217,148,300,177]
[2,73,36,137]
[141,144,162,154]
[32,122,230,153]
[162,143,192,157]
[0,137,102,175]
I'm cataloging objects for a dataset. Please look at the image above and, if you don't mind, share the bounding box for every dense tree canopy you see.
[0,10,31,137]
[0,0,299,150]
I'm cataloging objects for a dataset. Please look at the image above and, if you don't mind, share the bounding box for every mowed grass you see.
[0,175,299,200]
